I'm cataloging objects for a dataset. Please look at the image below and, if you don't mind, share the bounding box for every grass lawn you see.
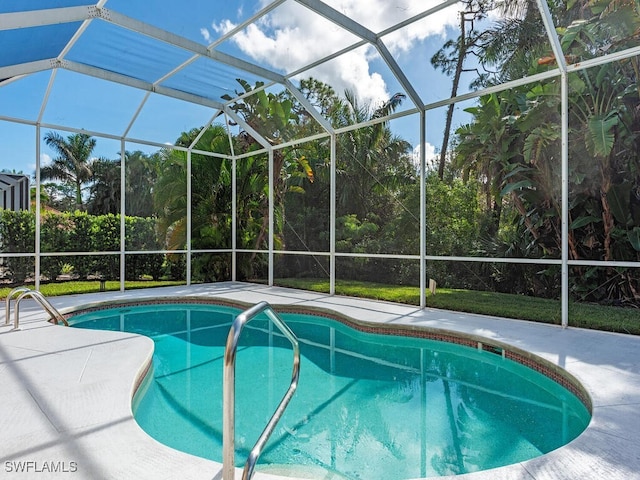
[274,278,640,335]
[0,280,185,299]
[2,278,637,335]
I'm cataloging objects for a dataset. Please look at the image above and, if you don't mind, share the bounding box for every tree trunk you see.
[251,151,285,261]
[600,166,614,261]
[75,180,84,211]
[438,12,466,180]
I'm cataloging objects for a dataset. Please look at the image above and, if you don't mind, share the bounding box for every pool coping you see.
[1,281,639,480]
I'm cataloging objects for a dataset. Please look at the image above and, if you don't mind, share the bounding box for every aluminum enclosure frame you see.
[1,0,639,328]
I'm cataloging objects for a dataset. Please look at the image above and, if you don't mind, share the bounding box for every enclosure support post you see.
[187,149,192,286]
[535,0,569,328]
[33,68,58,291]
[232,155,237,282]
[560,73,569,328]
[35,125,41,290]
[120,138,126,291]
[420,110,426,309]
[228,111,238,283]
[330,133,336,296]
[268,148,274,286]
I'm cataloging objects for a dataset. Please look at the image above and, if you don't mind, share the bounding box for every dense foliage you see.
[2,0,638,310]
[442,0,640,305]
[0,210,163,283]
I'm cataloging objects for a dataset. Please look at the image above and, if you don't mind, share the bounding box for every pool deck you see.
[1,281,639,480]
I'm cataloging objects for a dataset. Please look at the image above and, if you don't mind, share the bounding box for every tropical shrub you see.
[0,210,164,284]
[0,209,35,283]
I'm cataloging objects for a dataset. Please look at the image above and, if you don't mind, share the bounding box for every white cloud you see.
[28,153,51,174]
[412,142,439,172]
[303,49,390,108]
[212,18,236,36]
[213,0,458,107]
[322,0,456,53]
[200,27,211,43]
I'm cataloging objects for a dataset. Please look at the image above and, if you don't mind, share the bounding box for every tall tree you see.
[451,0,640,303]
[154,125,234,251]
[478,0,550,84]
[431,0,551,178]
[41,131,96,211]
[125,150,160,217]
[431,9,472,180]
[88,157,120,215]
[223,80,314,254]
[454,92,522,234]
[333,91,412,222]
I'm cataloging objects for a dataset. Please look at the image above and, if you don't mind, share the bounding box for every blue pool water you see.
[70,303,590,479]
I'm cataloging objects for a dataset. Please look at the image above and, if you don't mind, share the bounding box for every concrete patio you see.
[1,282,639,479]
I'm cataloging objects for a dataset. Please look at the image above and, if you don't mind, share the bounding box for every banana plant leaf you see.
[607,181,632,225]
[570,215,602,229]
[587,114,618,157]
[628,227,640,251]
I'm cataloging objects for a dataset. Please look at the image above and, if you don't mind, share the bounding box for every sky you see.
[206,0,459,106]
[0,0,475,176]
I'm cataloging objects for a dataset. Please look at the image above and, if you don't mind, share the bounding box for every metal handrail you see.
[7,287,69,329]
[5,286,31,325]
[223,301,300,480]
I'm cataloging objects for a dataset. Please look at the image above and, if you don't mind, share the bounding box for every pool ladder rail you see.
[223,301,301,480]
[5,286,69,329]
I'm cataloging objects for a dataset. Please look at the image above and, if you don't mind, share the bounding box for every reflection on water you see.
[72,304,590,479]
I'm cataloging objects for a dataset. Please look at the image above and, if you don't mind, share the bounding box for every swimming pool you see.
[69,301,590,479]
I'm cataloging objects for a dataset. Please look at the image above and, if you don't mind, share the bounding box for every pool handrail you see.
[7,287,69,329]
[222,301,300,480]
[5,286,31,325]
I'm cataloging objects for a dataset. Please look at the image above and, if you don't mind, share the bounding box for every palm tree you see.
[154,124,266,281]
[477,0,551,84]
[125,150,159,217]
[334,91,412,222]
[223,80,314,255]
[454,92,521,235]
[154,125,234,251]
[88,157,120,215]
[41,131,97,211]
[430,0,548,178]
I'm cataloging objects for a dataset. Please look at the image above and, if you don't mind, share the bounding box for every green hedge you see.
[0,210,164,283]
[0,210,35,283]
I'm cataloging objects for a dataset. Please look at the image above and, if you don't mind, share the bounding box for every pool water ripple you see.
[70,303,590,479]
